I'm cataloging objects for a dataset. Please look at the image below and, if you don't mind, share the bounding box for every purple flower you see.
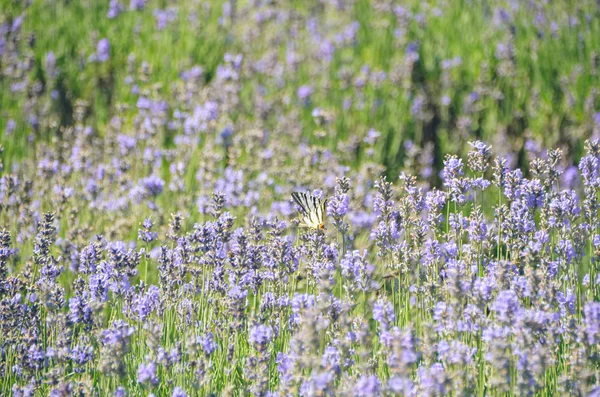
[198,332,218,355]
[137,362,159,386]
[547,190,580,228]
[297,85,313,101]
[107,0,124,18]
[102,321,135,346]
[373,298,395,330]
[218,125,234,145]
[141,175,165,197]
[411,94,425,117]
[96,39,110,62]
[249,324,273,347]
[442,155,471,204]
[130,0,145,10]
[579,149,600,186]
[370,220,400,247]
[126,285,161,321]
[442,156,464,179]
[353,375,381,397]
[561,165,579,190]
[340,250,375,291]
[433,301,456,333]
[491,290,522,323]
[70,344,94,366]
[68,295,93,325]
[138,218,158,243]
[321,346,341,374]
[154,8,178,31]
[583,302,600,345]
[364,129,381,145]
[276,352,293,384]
[406,42,419,62]
[5,118,16,136]
[388,376,414,395]
[417,363,447,395]
[327,192,349,218]
[300,371,335,396]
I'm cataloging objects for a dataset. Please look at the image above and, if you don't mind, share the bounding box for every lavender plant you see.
[2,1,600,396]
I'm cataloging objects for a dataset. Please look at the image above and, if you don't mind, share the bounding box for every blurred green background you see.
[1,0,599,178]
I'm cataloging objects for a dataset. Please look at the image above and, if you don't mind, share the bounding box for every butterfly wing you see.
[318,198,327,226]
[291,192,309,215]
[292,191,326,229]
[309,194,323,227]
[292,192,312,228]
[292,192,319,229]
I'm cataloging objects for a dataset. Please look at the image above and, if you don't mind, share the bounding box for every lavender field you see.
[2,0,600,396]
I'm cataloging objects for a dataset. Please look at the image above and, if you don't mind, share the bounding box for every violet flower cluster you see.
[3,128,600,395]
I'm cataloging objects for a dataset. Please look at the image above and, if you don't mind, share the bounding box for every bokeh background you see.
[3,0,599,177]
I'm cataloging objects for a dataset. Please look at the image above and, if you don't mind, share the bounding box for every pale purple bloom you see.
[297,85,313,101]
[353,375,381,397]
[327,192,349,217]
[141,175,165,197]
[492,290,522,323]
[107,0,124,18]
[340,250,375,291]
[137,362,159,385]
[373,298,395,330]
[172,387,186,397]
[96,39,110,62]
[198,332,218,355]
[249,324,273,347]
[583,303,600,345]
[276,352,293,384]
[130,0,145,10]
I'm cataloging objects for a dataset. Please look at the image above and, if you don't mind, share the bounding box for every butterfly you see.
[291,191,327,230]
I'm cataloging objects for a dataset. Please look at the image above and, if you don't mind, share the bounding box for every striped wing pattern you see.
[292,192,327,230]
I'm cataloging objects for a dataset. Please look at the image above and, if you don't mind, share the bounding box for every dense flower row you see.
[2,138,600,396]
